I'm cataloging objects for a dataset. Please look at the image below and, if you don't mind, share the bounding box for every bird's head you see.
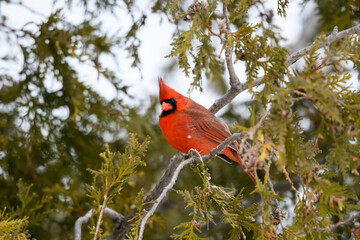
[158,77,190,116]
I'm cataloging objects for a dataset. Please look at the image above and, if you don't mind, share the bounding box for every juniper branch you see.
[329,212,360,232]
[138,158,192,240]
[109,153,187,240]
[208,3,243,114]
[109,23,360,240]
[209,24,360,114]
[110,112,269,239]
[286,24,360,66]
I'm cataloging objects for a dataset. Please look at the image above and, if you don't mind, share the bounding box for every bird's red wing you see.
[191,117,239,153]
[193,119,229,143]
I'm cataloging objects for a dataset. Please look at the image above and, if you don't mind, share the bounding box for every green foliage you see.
[0,209,30,240]
[303,0,359,32]
[86,134,149,238]
[277,0,289,17]
[166,22,195,77]
[254,25,360,240]
[0,0,155,238]
[0,179,52,239]
[172,162,259,239]
[87,134,149,206]
[15,180,53,226]
[166,1,226,91]
[228,0,250,23]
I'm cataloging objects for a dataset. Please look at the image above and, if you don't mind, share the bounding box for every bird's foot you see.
[187,149,203,168]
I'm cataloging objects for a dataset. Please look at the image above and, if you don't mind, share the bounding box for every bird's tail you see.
[226,147,257,184]
[237,157,257,185]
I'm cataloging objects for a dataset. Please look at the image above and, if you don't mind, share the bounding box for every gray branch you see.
[208,3,242,114]
[286,24,360,66]
[209,24,360,114]
[330,212,360,232]
[138,158,192,240]
[109,23,360,240]
[109,153,187,240]
[74,207,123,240]
[109,125,264,239]
[75,209,94,240]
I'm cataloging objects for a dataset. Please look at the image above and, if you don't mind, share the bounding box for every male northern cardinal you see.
[158,77,256,184]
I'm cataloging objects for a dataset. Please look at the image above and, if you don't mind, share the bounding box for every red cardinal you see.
[158,77,256,184]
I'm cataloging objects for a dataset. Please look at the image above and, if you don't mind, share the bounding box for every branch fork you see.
[77,13,360,240]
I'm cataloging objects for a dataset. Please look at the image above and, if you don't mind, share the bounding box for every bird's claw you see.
[187,149,203,168]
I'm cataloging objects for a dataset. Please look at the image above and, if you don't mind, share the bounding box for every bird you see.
[158,77,256,184]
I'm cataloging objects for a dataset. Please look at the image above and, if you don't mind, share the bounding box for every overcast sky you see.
[3,0,348,120]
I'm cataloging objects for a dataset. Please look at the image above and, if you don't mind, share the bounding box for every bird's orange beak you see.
[161,102,173,111]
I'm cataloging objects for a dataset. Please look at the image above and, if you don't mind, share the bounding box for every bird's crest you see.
[158,77,182,102]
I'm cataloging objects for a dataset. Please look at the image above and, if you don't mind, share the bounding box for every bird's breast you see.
[159,111,200,153]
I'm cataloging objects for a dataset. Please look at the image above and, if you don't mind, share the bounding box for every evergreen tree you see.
[0,0,359,239]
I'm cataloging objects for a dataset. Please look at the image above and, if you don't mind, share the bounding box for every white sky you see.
[4,0,356,120]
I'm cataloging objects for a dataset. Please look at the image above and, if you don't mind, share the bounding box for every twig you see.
[209,24,360,114]
[203,111,270,163]
[222,3,240,90]
[110,113,268,239]
[8,1,48,18]
[138,158,192,240]
[74,207,123,240]
[75,209,94,240]
[109,23,360,240]
[286,24,360,66]
[208,3,243,114]
[329,212,360,232]
[93,192,109,240]
[202,132,243,162]
[282,167,301,203]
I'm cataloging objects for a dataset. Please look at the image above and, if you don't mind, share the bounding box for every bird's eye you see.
[169,98,176,105]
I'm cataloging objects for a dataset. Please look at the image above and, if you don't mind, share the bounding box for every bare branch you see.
[75,209,93,240]
[94,194,109,240]
[108,23,360,240]
[138,158,192,240]
[109,154,186,240]
[203,111,269,163]
[209,24,360,114]
[75,207,123,240]
[329,212,360,232]
[286,24,360,66]
[222,4,240,89]
[203,132,243,161]
[104,208,124,221]
[282,167,302,203]
[208,3,243,114]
